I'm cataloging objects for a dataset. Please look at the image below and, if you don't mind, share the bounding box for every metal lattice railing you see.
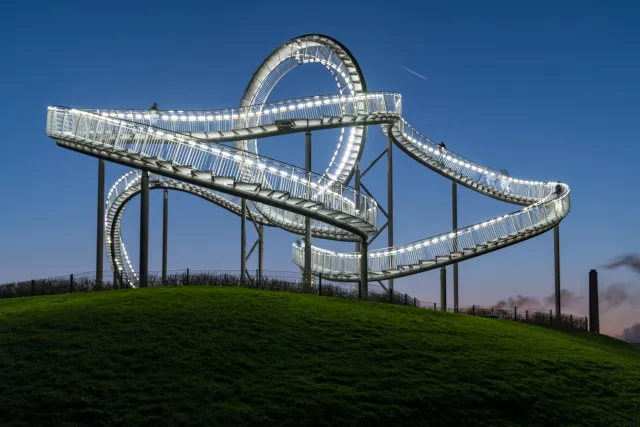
[394,119,553,203]
[80,92,400,138]
[293,189,569,279]
[47,100,396,228]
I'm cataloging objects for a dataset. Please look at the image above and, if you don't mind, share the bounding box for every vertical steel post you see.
[241,199,247,285]
[387,127,394,300]
[354,163,362,293]
[440,266,446,311]
[554,224,561,321]
[452,182,459,312]
[304,131,312,291]
[360,238,368,300]
[162,189,168,283]
[96,159,105,285]
[589,269,600,333]
[139,170,149,287]
[258,224,264,283]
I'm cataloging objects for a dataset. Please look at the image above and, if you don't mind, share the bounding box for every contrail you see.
[401,66,428,81]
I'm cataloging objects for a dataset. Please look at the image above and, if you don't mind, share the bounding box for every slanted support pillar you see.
[440,266,446,311]
[139,170,149,287]
[304,130,312,291]
[241,198,247,285]
[589,269,600,333]
[554,224,561,321]
[96,159,105,285]
[360,238,368,300]
[387,127,394,300]
[162,189,168,283]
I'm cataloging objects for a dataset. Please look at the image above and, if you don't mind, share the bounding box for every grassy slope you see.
[0,287,638,427]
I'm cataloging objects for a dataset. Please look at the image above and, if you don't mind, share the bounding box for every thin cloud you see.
[401,66,428,81]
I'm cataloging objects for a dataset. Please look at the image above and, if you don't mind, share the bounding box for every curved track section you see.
[292,117,570,281]
[46,34,570,288]
[105,171,273,284]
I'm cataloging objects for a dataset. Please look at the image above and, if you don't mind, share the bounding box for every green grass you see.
[0,286,638,427]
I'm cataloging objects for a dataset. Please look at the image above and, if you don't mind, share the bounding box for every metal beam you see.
[387,127,394,299]
[360,148,387,178]
[304,130,312,291]
[258,225,264,282]
[241,198,247,284]
[360,237,368,299]
[246,238,259,261]
[162,188,168,283]
[96,159,104,285]
[60,142,369,241]
[368,221,388,245]
[554,224,561,321]
[376,280,388,293]
[440,266,446,311]
[139,170,149,287]
[360,182,388,219]
[452,182,458,312]
[354,162,361,291]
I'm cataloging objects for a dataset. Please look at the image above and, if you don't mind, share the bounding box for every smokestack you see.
[589,269,600,333]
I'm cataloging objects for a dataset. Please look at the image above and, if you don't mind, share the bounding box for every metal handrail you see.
[48,104,384,228]
[292,188,570,279]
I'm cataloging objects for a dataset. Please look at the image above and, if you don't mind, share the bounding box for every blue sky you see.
[2,0,639,335]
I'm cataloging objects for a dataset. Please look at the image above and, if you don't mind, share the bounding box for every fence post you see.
[120,270,124,289]
[514,306,517,321]
[526,310,528,321]
[550,309,553,325]
[186,268,190,286]
[404,293,408,305]
[491,307,494,317]
[434,302,436,310]
[585,316,588,330]
[570,314,573,328]
[318,274,322,296]
[31,280,35,296]
[414,297,417,307]
[472,304,475,316]
[70,274,74,293]
[113,270,117,289]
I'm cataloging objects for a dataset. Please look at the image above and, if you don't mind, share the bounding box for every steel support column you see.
[96,159,104,285]
[452,182,459,312]
[554,224,561,321]
[241,198,247,284]
[162,188,168,283]
[387,127,394,300]
[304,131,312,291]
[440,266,446,311]
[354,162,361,292]
[258,224,264,283]
[360,238,368,300]
[139,170,149,287]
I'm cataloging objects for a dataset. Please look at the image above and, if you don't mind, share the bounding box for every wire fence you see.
[0,269,588,331]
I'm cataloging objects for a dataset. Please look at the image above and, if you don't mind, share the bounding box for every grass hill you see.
[0,286,638,426]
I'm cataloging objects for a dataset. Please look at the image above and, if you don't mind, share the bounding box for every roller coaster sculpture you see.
[46,34,570,296]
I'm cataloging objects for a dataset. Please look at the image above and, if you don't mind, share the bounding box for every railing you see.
[85,92,400,136]
[292,188,570,277]
[396,119,554,203]
[0,270,587,331]
[48,105,382,228]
